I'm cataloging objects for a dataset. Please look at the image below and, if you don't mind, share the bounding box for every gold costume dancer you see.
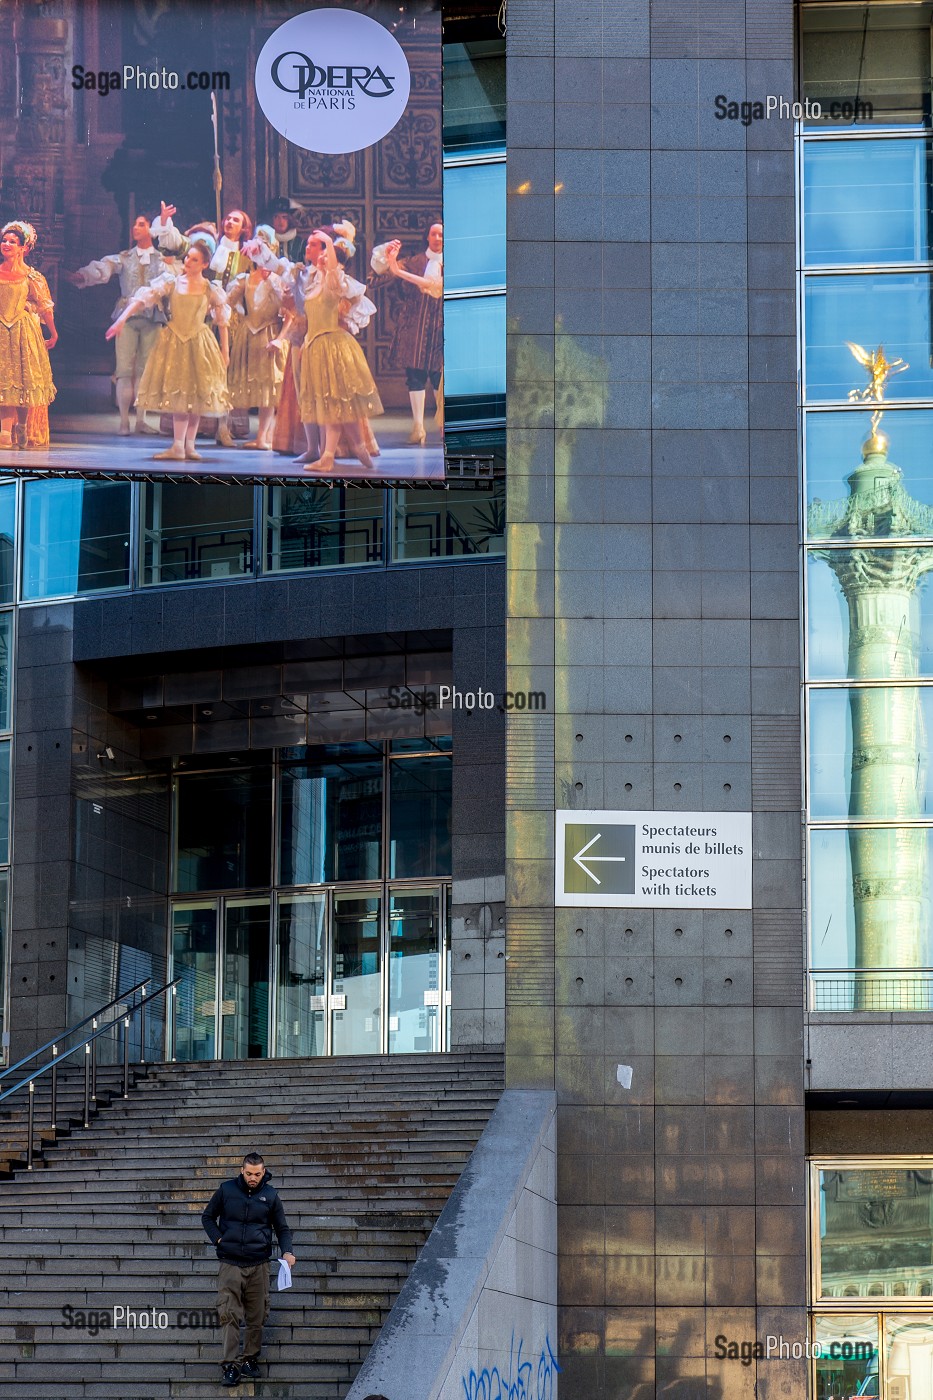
[107,235,230,462]
[226,226,286,450]
[297,230,382,471]
[0,221,57,448]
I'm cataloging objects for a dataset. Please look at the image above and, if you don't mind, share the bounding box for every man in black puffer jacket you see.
[201,1152,296,1388]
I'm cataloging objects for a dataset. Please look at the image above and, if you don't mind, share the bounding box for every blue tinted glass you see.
[804,139,933,264]
[805,274,933,401]
[445,295,506,398]
[278,749,383,885]
[23,480,130,599]
[806,409,933,535]
[0,483,15,605]
[444,162,506,292]
[809,825,933,970]
[809,687,933,819]
[0,739,9,864]
[807,549,933,679]
[389,756,452,877]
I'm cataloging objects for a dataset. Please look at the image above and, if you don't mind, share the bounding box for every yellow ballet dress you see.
[299,275,382,425]
[227,276,286,410]
[0,272,56,407]
[135,280,231,416]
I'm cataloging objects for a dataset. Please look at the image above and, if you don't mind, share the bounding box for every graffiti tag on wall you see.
[462,1331,560,1400]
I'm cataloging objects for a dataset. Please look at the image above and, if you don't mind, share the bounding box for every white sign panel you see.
[256,9,411,155]
[556,809,752,909]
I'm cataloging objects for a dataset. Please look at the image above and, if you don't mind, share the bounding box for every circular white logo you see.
[255,9,411,155]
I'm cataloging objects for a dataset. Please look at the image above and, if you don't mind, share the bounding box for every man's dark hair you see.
[363,1394,391,1399]
[242,1152,264,1166]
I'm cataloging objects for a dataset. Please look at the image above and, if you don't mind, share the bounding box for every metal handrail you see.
[0,978,180,1171]
[0,978,152,1083]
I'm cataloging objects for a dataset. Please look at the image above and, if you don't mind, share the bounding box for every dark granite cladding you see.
[506,2,806,1395]
[13,564,506,1059]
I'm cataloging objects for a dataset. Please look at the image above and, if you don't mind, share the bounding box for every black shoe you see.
[240,1355,261,1379]
[222,1363,241,1387]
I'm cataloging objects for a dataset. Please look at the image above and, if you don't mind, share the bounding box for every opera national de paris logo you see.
[255,7,411,154]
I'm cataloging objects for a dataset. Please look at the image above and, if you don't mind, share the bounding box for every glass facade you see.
[811,1161,933,1400]
[443,29,506,427]
[801,17,933,1011]
[11,479,504,600]
[802,5,933,128]
[169,741,451,1058]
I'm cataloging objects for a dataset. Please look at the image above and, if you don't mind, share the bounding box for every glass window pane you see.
[806,409,933,536]
[221,899,269,1060]
[809,687,933,819]
[393,483,505,560]
[805,274,933,402]
[807,549,933,680]
[0,740,11,865]
[0,483,15,606]
[331,894,381,1055]
[0,871,7,1057]
[444,163,506,292]
[388,889,441,1053]
[278,745,383,885]
[809,826,933,975]
[804,139,933,265]
[0,613,12,734]
[23,480,130,599]
[818,1168,933,1297]
[802,4,933,128]
[175,768,272,893]
[172,903,217,1062]
[142,483,254,585]
[445,295,506,399]
[389,755,451,877]
[276,894,326,1058]
[886,1316,933,1388]
[443,40,506,151]
[265,485,384,572]
[813,1316,878,1398]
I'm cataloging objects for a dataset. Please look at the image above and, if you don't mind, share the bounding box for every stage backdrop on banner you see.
[0,0,443,483]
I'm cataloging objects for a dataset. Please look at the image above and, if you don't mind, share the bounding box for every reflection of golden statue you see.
[846,341,908,404]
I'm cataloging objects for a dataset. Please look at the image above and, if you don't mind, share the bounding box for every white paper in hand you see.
[277,1257,292,1291]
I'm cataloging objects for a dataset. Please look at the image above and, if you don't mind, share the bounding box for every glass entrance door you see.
[172,903,219,1061]
[388,888,443,1053]
[331,894,382,1054]
[275,893,327,1057]
[222,899,271,1059]
[172,897,270,1060]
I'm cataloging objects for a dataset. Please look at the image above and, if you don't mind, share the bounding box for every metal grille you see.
[810,970,933,1012]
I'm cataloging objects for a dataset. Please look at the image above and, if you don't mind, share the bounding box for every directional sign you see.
[564,822,635,896]
[556,809,752,909]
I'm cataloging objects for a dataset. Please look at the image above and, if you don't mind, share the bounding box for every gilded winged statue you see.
[846,341,909,404]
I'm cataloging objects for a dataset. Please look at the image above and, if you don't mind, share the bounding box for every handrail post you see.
[83,1044,91,1128]
[26,1081,34,1170]
[122,1016,130,1098]
[170,984,177,1063]
[91,1018,98,1104]
[50,1047,58,1132]
[139,997,147,1066]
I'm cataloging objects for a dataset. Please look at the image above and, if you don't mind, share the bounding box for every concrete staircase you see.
[0,1065,130,1175]
[0,1051,503,1398]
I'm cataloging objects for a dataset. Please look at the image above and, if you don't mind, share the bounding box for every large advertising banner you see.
[0,0,443,481]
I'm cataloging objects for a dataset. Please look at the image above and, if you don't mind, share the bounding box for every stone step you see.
[0,1051,503,1399]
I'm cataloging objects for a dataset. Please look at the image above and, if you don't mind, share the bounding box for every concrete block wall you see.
[505,0,807,1393]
